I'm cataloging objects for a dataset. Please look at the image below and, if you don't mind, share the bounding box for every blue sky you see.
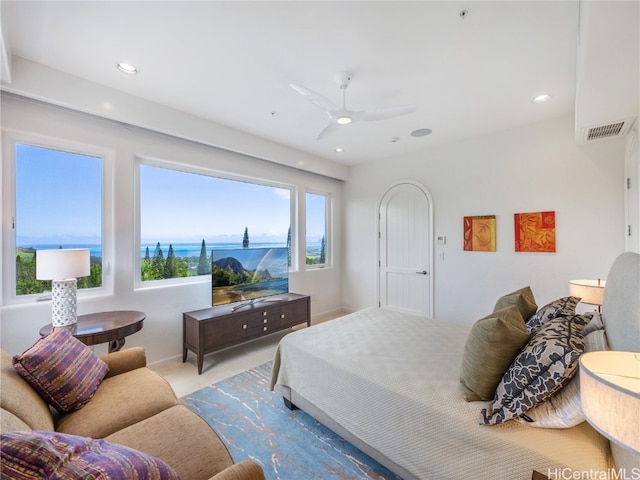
[16,144,325,247]
[140,164,292,244]
[16,144,102,245]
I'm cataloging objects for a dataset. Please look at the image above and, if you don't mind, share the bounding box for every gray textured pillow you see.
[460,306,530,402]
[493,286,538,321]
[581,311,605,336]
[479,315,585,425]
[526,296,580,334]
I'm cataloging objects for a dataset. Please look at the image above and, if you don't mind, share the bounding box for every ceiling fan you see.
[290,72,418,140]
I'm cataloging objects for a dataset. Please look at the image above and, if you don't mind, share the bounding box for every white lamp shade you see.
[569,279,606,306]
[579,351,640,454]
[36,249,90,280]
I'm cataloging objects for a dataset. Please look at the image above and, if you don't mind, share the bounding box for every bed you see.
[270,252,639,480]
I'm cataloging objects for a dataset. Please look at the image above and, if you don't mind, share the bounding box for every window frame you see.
[134,156,297,290]
[2,130,114,305]
[305,189,332,270]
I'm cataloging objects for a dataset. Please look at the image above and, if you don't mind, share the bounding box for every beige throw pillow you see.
[460,305,530,402]
[493,286,538,320]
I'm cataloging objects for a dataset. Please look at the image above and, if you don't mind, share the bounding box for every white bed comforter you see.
[270,307,612,480]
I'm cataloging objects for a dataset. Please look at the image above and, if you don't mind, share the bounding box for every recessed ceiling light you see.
[116,63,138,75]
[532,93,551,103]
[335,147,344,153]
[411,128,432,137]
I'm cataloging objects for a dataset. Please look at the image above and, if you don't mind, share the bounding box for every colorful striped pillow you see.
[1,431,181,480]
[13,328,108,412]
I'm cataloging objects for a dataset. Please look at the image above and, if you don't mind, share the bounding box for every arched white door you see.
[378,182,433,317]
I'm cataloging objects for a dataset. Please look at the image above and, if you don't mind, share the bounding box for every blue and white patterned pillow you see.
[526,296,580,334]
[515,316,608,429]
[479,315,584,425]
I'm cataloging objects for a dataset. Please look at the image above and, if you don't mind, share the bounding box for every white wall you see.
[0,93,344,362]
[343,114,626,325]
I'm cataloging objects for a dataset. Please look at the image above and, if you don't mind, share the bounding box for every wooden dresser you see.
[183,293,310,374]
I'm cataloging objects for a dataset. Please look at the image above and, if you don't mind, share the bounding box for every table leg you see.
[109,338,126,353]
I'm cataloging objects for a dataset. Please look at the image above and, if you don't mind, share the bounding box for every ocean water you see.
[21,242,321,259]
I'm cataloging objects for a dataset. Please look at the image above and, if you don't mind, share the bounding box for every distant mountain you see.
[257,269,272,278]
[214,257,245,276]
[212,256,274,287]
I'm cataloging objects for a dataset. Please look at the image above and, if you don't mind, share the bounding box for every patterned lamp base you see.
[51,279,78,327]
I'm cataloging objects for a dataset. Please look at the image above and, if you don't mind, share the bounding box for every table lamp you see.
[569,279,606,312]
[36,249,90,327]
[580,351,640,469]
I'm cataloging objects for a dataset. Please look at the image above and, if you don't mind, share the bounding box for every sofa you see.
[0,335,265,480]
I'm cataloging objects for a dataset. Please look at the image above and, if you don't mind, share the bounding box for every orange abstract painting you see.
[514,211,556,252]
[463,215,496,252]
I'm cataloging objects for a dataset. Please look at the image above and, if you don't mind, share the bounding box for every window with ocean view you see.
[139,163,293,282]
[14,143,103,296]
[306,191,329,266]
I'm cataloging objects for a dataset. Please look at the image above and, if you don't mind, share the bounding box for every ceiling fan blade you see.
[290,83,340,112]
[361,104,418,121]
[317,122,341,140]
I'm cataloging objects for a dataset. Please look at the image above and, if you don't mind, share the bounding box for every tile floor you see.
[152,310,345,398]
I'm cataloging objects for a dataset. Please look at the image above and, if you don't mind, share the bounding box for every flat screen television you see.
[212,247,289,310]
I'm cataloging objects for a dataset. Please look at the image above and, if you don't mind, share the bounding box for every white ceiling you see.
[0,1,591,166]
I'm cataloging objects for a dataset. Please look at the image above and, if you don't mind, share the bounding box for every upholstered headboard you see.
[601,252,640,353]
[599,252,640,469]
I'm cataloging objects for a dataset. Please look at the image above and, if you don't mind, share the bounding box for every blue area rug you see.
[181,362,403,480]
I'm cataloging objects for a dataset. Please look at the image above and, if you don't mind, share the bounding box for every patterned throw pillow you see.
[479,315,585,425]
[525,296,580,334]
[516,322,608,428]
[0,431,181,480]
[493,286,538,321]
[13,328,109,412]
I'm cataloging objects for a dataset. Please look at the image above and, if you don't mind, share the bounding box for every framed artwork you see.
[514,211,556,252]
[463,215,496,252]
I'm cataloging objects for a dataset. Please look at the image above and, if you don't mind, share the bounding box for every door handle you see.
[416,270,428,275]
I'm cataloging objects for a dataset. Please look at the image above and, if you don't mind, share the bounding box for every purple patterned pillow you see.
[13,328,108,412]
[1,431,181,480]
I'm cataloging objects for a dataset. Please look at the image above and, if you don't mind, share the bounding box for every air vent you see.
[580,118,635,143]
[587,122,625,140]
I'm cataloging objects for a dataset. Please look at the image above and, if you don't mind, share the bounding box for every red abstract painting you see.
[514,211,556,252]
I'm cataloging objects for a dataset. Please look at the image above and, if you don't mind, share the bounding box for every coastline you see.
[17,242,318,259]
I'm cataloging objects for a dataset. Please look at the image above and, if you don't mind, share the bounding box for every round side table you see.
[40,310,145,353]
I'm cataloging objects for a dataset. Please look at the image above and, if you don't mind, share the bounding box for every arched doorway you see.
[378,181,434,317]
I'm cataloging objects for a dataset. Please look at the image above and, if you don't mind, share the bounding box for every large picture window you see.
[139,162,292,282]
[14,143,103,296]
[305,191,329,266]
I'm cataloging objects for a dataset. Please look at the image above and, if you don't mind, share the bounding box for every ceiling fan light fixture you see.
[336,116,352,125]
